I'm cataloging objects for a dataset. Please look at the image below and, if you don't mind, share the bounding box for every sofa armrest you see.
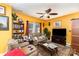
[19,42,29,48]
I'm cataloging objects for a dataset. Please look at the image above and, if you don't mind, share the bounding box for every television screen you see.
[52,29,66,36]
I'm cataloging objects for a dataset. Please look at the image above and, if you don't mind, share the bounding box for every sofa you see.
[31,33,48,45]
[8,38,38,56]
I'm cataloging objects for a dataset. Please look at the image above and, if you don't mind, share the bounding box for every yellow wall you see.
[0,4,12,53]
[45,12,79,45]
[15,11,45,34]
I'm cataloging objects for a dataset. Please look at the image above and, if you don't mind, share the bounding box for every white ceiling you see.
[8,3,79,20]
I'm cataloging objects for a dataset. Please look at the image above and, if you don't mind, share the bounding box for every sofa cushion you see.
[23,36,29,41]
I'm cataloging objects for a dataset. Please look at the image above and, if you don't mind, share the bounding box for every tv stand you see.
[52,35,66,45]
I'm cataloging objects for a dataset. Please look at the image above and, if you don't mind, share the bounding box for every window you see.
[28,22,40,34]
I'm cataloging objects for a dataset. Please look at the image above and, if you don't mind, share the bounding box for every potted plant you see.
[43,28,51,39]
[12,13,18,22]
[0,23,3,29]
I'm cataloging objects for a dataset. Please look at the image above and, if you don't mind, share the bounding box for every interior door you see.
[72,19,79,53]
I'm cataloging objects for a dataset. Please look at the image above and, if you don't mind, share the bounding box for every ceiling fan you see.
[36,8,58,18]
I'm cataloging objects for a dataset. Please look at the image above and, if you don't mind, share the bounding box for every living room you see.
[0,3,79,56]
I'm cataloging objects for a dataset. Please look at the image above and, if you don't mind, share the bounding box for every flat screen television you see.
[52,29,66,36]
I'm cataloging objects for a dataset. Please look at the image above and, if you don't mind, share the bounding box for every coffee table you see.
[39,43,58,56]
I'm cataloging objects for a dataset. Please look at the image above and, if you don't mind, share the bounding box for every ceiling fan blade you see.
[45,8,52,13]
[40,15,44,18]
[36,13,44,14]
[49,13,58,15]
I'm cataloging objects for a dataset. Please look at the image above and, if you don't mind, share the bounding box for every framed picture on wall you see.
[54,21,61,28]
[0,6,5,15]
[43,23,44,27]
[0,16,9,30]
[48,22,50,26]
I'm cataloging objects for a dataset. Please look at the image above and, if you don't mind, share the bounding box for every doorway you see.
[72,18,79,53]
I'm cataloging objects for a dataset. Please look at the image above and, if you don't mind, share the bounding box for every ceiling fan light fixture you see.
[47,16,50,18]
